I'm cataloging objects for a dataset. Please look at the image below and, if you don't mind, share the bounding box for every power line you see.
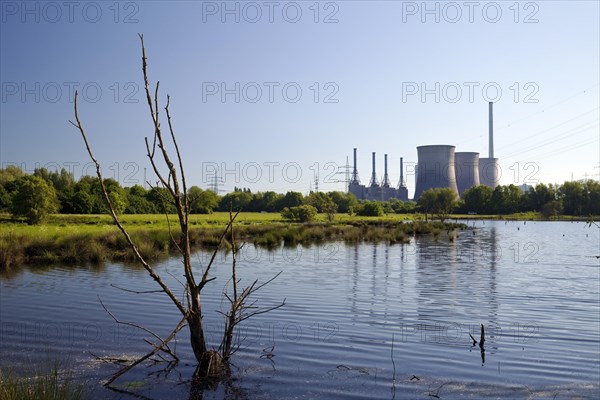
[497,107,599,151]
[496,83,599,132]
[502,120,599,159]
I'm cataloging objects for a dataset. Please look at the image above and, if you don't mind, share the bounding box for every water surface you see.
[1,220,599,399]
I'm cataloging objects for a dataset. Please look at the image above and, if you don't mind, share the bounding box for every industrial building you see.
[348,149,409,201]
[349,102,499,201]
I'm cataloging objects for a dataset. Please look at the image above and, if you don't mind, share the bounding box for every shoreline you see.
[1,214,467,270]
[1,212,596,271]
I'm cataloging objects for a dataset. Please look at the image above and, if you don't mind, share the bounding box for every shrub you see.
[357,201,384,217]
[281,205,318,222]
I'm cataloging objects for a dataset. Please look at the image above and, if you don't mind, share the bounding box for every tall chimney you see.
[370,152,378,187]
[489,102,494,158]
[400,157,404,187]
[352,148,358,183]
[383,154,390,187]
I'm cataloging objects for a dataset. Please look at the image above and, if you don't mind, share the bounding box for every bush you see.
[541,200,562,218]
[281,205,318,222]
[357,201,384,216]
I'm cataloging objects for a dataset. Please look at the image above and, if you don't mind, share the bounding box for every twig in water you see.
[469,333,477,346]
[479,324,485,349]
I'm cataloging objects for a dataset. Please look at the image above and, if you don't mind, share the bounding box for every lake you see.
[1,220,599,399]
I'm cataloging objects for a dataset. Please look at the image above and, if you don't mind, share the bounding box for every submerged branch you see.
[105,315,187,386]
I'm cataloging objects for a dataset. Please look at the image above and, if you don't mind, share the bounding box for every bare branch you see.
[99,296,175,354]
[165,95,189,217]
[76,35,286,383]
[71,91,187,317]
[110,284,164,295]
[105,315,187,386]
[201,211,240,288]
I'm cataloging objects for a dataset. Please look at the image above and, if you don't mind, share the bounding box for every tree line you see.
[1,166,598,224]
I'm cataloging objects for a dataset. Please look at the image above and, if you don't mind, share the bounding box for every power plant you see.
[348,102,499,201]
[348,149,409,201]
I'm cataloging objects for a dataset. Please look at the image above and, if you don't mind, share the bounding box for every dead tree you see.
[70,34,284,383]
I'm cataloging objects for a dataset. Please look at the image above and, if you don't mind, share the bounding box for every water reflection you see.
[1,221,599,399]
[416,227,500,361]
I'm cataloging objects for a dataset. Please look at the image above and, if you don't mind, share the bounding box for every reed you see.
[0,363,87,400]
[0,216,467,271]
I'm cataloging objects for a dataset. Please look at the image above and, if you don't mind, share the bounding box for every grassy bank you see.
[0,363,87,400]
[448,212,595,221]
[0,213,465,270]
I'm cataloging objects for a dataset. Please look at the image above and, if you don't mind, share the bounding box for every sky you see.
[1,0,599,198]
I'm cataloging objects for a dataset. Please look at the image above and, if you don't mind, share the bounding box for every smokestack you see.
[489,102,494,158]
[370,152,378,187]
[383,154,391,187]
[352,148,358,183]
[400,157,404,187]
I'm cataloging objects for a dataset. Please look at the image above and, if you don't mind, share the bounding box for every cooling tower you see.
[454,152,480,196]
[479,158,499,188]
[414,145,459,200]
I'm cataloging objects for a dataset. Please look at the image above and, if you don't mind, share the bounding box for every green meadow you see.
[0,212,467,271]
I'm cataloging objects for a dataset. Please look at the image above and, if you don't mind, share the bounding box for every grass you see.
[0,212,470,270]
[0,363,87,400]
[448,212,595,221]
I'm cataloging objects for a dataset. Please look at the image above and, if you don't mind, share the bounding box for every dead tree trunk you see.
[71,34,283,384]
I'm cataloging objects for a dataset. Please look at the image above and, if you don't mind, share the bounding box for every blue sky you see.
[1,1,599,197]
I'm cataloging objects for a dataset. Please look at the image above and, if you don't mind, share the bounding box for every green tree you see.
[34,167,75,192]
[418,188,457,221]
[277,191,304,209]
[389,199,417,214]
[148,186,177,214]
[249,191,284,212]
[584,180,600,215]
[541,200,563,218]
[328,191,358,214]
[505,184,522,213]
[491,185,510,214]
[219,191,252,211]
[281,205,318,222]
[189,186,219,214]
[321,197,338,221]
[559,181,585,215]
[0,165,24,185]
[10,175,59,224]
[125,185,157,214]
[357,200,384,217]
[0,184,11,211]
[461,185,493,214]
[64,178,96,214]
[304,192,332,213]
[90,178,127,215]
[522,183,556,212]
